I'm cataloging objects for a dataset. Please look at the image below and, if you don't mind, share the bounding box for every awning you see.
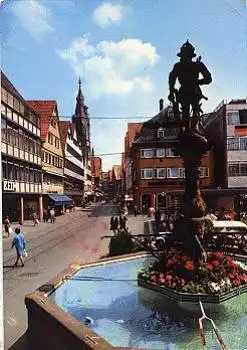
[48,194,73,206]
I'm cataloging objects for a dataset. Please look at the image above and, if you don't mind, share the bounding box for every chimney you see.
[159,98,164,111]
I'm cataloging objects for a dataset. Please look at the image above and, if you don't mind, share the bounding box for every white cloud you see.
[10,0,54,39]
[93,2,124,28]
[57,36,160,98]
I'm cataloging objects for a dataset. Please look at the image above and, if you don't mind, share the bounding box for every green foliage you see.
[109,229,133,256]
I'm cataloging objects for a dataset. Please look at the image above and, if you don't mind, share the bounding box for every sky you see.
[1,0,247,171]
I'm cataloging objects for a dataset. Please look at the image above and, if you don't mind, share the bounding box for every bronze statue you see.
[168,40,212,132]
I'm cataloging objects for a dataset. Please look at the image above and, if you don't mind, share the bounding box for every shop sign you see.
[3,180,16,192]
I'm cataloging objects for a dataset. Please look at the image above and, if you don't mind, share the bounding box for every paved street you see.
[3,202,146,349]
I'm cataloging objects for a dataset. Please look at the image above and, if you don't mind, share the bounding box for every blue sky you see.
[1,0,247,171]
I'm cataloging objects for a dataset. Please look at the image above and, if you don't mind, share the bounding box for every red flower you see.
[185,261,195,270]
[171,282,177,289]
[150,275,157,283]
[166,275,173,281]
[180,278,186,286]
[159,277,166,284]
[234,279,241,287]
[205,264,213,271]
[212,260,220,267]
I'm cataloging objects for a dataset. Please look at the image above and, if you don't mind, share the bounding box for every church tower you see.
[72,78,93,200]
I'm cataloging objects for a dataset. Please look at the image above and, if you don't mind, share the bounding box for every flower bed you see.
[138,248,247,295]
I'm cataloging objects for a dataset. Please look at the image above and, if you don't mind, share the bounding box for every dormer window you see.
[157,127,165,139]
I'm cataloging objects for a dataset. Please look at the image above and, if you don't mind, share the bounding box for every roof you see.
[127,123,143,148]
[27,100,57,141]
[133,105,180,144]
[1,71,26,104]
[58,121,70,152]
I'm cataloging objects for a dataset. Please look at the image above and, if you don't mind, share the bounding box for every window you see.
[199,167,209,178]
[240,137,247,150]
[8,163,14,180]
[156,148,165,158]
[48,133,53,145]
[239,110,247,124]
[24,166,29,182]
[6,123,12,144]
[13,97,19,112]
[167,168,179,178]
[179,168,185,178]
[141,168,154,179]
[227,137,239,150]
[7,108,12,120]
[157,127,165,139]
[228,164,239,177]
[166,148,178,157]
[29,139,34,153]
[7,93,14,108]
[240,164,247,176]
[18,128,24,149]
[156,168,166,178]
[1,103,6,116]
[13,165,18,180]
[51,118,57,128]
[1,118,6,142]
[29,169,34,183]
[141,149,154,158]
[24,134,29,151]
[2,161,7,179]
[12,125,19,147]
[227,111,239,125]
[1,88,7,103]
[19,166,25,181]
[55,138,60,148]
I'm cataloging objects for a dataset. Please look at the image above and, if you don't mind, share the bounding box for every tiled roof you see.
[27,100,57,141]
[58,121,70,152]
[127,123,143,147]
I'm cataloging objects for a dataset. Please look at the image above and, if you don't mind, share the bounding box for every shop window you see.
[141,168,154,179]
[1,118,6,142]
[140,149,154,158]
[239,110,247,124]
[156,168,166,178]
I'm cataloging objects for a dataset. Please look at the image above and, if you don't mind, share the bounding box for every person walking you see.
[50,208,55,223]
[12,227,26,267]
[113,216,119,233]
[31,211,39,226]
[134,205,138,217]
[4,216,11,238]
[43,209,48,223]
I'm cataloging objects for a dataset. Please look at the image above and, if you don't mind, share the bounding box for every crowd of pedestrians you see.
[110,214,128,233]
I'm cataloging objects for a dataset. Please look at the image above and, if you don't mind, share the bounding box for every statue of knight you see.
[168,40,212,133]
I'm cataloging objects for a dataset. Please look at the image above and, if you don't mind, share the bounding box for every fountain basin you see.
[25,252,247,350]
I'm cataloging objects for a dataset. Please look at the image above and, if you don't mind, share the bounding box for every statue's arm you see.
[168,64,178,92]
[198,62,212,85]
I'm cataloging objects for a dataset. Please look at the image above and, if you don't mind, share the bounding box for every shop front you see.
[44,194,73,216]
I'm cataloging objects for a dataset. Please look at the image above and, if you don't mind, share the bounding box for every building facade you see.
[1,72,43,222]
[59,121,84,205]
[91,156,103,200]
[129,104,214,213]
[204,98,247,211]
[72,79,93,202]
[27,100,66,213]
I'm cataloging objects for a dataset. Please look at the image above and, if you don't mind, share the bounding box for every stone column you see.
[39,195,43,221]
[20,196,24,225]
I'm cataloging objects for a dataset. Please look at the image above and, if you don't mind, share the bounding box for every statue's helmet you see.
[177,40,196,58]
